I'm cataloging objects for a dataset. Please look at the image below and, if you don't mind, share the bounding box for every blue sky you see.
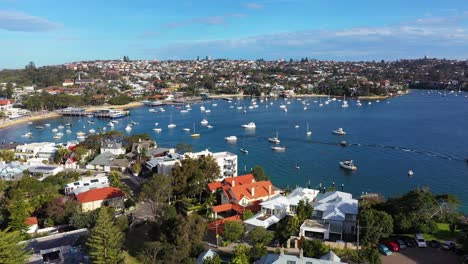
[1,0,467,68]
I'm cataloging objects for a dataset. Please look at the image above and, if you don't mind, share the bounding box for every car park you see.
[429,240,441,248]
[404,237,416,247]
[415,233,427,248]
[378,244,392,256]
[385,241,400,252]
[442,241,456,251]
[397,239,407,249]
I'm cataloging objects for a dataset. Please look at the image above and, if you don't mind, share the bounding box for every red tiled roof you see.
[25,217,38,225]
[76,187,124,203]
[208,215,241,234]
[229,180,274,202]
[207,181,222,192]
[212,203,244,214]
[224,174,255,187]
[0,99,13,105]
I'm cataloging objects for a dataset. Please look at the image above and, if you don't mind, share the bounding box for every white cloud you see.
[0,10,62,32]
[244,3,264,9]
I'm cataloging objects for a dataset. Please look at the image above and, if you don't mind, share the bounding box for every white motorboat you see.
[357,102,362,107]
[160,107,166,112]
[294,125,300,128]
[242,122,256,129]
[271,146,286,151]
[111,120,119,123]
[65,123,71,127]
[268,132,280,144]
[58,125,65,129]
[200,106,206,112]
[36,126,44,129]
[180,109,189,113]
[107,122,114,127]
[52,128,59,133]
[168,123,176,128]
[66,129,72,134]
[339,160,357,170]
[149,108,156,112]
[408,170,414,176]
[153,128,162,132]
[212,103,218,107]
[332,128,346,135]
[22,132,33,138]
[225,136,238,142]
[87,120,95,124]
[53,134,62,139]
[200,119,209,125]
[205,109,211,113]
[240,148,248,154]
[182,128,190,132]
[45,123,51,127]
[125,125,132,131]
[207,125,213,129]
[280,104,287,109]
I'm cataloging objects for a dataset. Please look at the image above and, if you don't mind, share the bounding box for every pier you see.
[56,107,129,119]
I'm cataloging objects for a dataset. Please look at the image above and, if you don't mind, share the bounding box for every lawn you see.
[394,222,460,242]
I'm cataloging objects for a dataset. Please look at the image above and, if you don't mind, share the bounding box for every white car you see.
[415,234,427,248]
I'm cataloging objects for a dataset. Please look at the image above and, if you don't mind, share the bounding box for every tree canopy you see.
[0,228,31,264]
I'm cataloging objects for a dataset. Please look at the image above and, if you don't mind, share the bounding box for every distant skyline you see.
[1,0,468,68]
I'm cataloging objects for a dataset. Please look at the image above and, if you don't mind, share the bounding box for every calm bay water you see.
[3,90,468,212]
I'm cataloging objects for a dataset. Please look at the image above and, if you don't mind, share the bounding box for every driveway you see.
[381,247,463,264]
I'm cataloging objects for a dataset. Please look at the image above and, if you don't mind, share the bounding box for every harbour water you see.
[2,90,468,211]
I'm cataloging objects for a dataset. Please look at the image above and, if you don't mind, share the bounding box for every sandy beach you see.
[0,101,145,130]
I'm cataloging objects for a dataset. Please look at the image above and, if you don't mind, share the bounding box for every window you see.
[306,262,313,264]
[345,214,355,221]
[286,261,296,264]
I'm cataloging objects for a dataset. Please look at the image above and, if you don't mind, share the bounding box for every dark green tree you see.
[0,227,31,264]
[251,165,269,181]
[222,221,244,243]
[248,227,274,246]
[302,239,329,258]
[359,208,393,245]
[203,254,221,264]
[139,174,172,216]
[231,244,250,264]
[87,207,124,264]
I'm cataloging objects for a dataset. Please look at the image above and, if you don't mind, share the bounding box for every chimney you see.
[232,180,235,187]
[251,186,255,196]
[268,185,272,195]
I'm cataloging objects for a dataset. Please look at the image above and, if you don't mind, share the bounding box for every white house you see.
[185,149,238,181]
[64,174,109,195]
[25,217,39,234]
[100,141,126,155]
[310,191,359,240]
[145,155,181,175]
[15,142,57,161]
[244,187,320,229]
[28,165,64,179]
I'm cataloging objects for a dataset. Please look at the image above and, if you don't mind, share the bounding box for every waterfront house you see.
[0,99,14,111]
[307,191,358,240]
[15,142,57,161]
[145,154,181,175]
[100,141,126,155]
[244,187,320,229]
[208,174,281,217]
[75,186,125,212]
[185,149,238,181]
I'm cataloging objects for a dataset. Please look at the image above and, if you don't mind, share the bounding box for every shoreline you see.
[0,102,144,131]
[207,91,409,100]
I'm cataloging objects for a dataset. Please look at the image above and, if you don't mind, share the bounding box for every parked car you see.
[415,233,427,248]
[404,237,416,247]
[429,240,441,248]
[378,244,392,256]
[385,241,400,252]
[442,241,456,251]
[397,239,407,249]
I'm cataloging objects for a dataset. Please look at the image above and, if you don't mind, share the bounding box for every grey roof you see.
[28,166,61,173]
[110,158,131,168]
[312,191,358,222]
[101,141,123,150]
[147,147,170,157]
[89,151,116,166]
[320,251,341,262]
[24,229,89,253]
[255,253,346,264]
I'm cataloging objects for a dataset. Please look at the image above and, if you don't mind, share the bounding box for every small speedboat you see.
[125,125,132,131]
[45,123,51,127]
[408,170,414,176]
[340,141,348,147]
[88,120,95,124]
[339,160,357,170]
[35,126,44,129]
[240,148,248,154]
[182,128,190,132]
[52,128,59,133]
[153,128,162,132]
[225,136,238,142]
[65,123,72,127]
[271,146,286,152]
[200,119,209,125]
[107,122,114,127]
[207,125,213,129]
[242,122,256,129]
[332,128,346,135]
[66,129,72,134]
[205,109,211,113]
[168,123,176,128]
[57,125,65,129]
